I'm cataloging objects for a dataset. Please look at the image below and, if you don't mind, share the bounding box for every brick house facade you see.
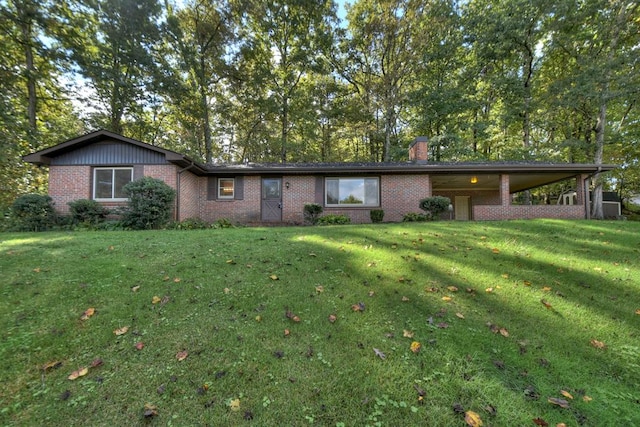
[24,130,615,224]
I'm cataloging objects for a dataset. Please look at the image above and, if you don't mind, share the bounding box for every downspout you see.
[176,162,195,222]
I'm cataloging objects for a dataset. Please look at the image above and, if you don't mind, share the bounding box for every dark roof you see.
[24,130,616,192]
[23,129,208,175]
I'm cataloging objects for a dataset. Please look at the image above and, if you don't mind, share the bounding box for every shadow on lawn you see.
[295,221,640,425]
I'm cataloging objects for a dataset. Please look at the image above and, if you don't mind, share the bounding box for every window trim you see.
[217,178,235,199]
[325,177,380,207]
[93,167,133,201]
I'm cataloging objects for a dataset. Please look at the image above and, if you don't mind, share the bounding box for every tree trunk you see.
[591,102,606,219]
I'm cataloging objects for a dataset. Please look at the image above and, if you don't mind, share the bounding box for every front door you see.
[455,196,471,220]
[261,178,282,222]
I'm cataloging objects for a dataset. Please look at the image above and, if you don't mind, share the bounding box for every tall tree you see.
[241,0,337,162]
[545,0,639,218]
[60,0,163,134]
[343,0,432,161]
[164,0,237,163]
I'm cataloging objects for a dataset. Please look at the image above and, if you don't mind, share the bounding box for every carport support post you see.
[500,174,510,207]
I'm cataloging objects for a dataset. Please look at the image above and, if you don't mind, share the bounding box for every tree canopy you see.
[1,0,638,215]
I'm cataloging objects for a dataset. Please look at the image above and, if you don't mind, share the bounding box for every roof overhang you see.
[23,129,208,175]
[205,162,615,192]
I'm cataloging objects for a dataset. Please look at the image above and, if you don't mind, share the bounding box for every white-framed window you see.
[218,178,235,199]
[93,167,133,201]
[325,177,379,207]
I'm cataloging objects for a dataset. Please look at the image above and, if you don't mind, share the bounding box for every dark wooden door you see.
[261,178,282,222]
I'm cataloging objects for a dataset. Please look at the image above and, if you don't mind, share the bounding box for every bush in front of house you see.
[121,177,176,230]
[317,214,351,225]
[167,217,211,230]
[370,209,384,223]
[402,212,429,222]
[68,199,110,225]
[303,203,323,225]
[9,194,57,231]
[418,196,451,220]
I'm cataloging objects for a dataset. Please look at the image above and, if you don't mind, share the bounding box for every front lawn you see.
[1,220,639,426]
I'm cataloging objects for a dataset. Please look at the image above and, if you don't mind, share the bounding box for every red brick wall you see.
[48,165,92,214]
[200,176,262,223]
[177,171,200,221]
[282,176,316,223]
[473,204,585,220]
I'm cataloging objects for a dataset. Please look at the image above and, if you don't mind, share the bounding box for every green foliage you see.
[418,196,451,221]
[167,217,211,230]
[9,194,57,231]
[303,203,324,225]
[370,209,384,223]
[68,199,110,225]
[402,212,429,222]
[317,213,351,225]
[121,177,176,230]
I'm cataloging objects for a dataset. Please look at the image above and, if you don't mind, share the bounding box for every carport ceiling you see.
[430,172,581,193]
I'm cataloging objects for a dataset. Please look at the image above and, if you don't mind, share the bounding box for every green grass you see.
[1,220,639,426]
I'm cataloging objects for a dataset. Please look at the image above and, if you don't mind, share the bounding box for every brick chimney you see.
[409,137,429,163]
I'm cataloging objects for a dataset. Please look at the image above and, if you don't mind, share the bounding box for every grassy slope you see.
[1,220,639,426]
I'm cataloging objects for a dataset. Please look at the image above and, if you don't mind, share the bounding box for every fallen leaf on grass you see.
[42,360,62,371]
[524,280,532,286]
[68,367,88,380]
[499,327,509,337]
[582,395,593,402]
[80,307,95,320]
[541,299,553,309]
[152,296,162,304]
[284,329,290,337]
[135,342,145,350]
[485,287,494,293]
[143,403,158,418]
[410,341,421,353]
[635,309,640,315]
[447,286,459,292]
[90,358,103,368]
[590,339,606,349]
[464,410,483,426]
[131,285,140,292]
[492,248,500,254]
[373,348,386,359]
[456,312,465,319]
[113,326,129,336]
[228,398,241,411]
[547,397,570,408]
[315,285,324,293]
[403,329,414,338]
[328,314,337,323]
[173,277,181,283]
[560,390,573,400]
[226,259,236,264]
[442,296,452,302]
[532,417,549,426]
[269,274,279,281]
[352,302,366,312]
[437,322,449,329]
[401,296,410,302]
[176,350,188,361]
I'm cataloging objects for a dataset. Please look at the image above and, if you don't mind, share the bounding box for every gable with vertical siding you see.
[50,140,168,166]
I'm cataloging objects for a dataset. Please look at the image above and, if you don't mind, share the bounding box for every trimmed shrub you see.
[317,214,351,225]
[303,203,323,225]
[167,217,211,230]
[10,194,57,231]
[121,177,176,230]
[370,209,384,223]
[68,199,110,225]
[402,212,429,222]
[418,196,451,221]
